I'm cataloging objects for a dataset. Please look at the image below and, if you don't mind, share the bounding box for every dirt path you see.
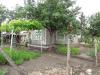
[0,53,99,75]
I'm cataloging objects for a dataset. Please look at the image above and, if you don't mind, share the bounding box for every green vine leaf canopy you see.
[0,19,43,32]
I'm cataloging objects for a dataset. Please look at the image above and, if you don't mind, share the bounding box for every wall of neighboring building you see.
[20,29,80,46]
[30,29,47,45]
[55,33,79,44]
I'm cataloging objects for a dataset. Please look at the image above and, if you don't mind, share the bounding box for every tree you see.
[35,1,80,73]
[14,5,26,19]
[14,0,35,19]
[0,4,8,45]
[35,0,80,46]
[79,12,87,42]
[0,4,7,23]
[89,13,100,37]
[89,12,100,66]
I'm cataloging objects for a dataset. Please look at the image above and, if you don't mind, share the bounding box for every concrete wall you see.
[30,29,47,45]
[20,29,79,46]
[55,33,79,44]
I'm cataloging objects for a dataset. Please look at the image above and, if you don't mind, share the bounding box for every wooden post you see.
[66,22,73,75]
[40,42,43,53]
[1,33,3,47]
[64,34,66,45]
[94,37,98,66]
[45,28,47,46]
[66,35,71,75]
[39,30,42,53]
[10,29,14,51]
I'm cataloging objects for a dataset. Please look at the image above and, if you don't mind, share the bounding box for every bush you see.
[0,48,41,65]
[56,45,79,55]
[71,48,79,55]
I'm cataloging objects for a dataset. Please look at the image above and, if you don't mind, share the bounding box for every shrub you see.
[71,48,79,55]
[0,53,7,64]
[56,45,79,55]
[57,46,67,55]
[0,48,41,65]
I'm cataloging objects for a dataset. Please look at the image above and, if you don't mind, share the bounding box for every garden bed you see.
[0,53,99,75]
[0,47,41,65]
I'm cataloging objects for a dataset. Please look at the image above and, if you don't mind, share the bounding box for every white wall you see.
[20,29,80,46]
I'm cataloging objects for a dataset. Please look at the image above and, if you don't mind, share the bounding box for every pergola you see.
[0,19,43,75]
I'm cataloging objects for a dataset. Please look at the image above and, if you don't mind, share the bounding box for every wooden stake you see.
[94,38,98,66]
[66,35,71,75]
[10,29,14,51]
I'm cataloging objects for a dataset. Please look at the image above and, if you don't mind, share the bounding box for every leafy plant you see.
[71,48,79,55]
[56,44,79,55]
[0,48,41,65]
[0,69,7,75]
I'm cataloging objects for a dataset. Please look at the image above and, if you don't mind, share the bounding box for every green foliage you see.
[14,0,35,19]
[56,44,79,55]
[14,5,26,19]
[0,53,7,64]
[0,4,7,23]
[0,23,10,32]
[0,69,7,75]
[71,48,80,55]
[81,37,93,45]
[0,19,42,32]
[89,12,100,37]
[23,0,80,33]
[0,48,41,65]
[79,13,87,35]
[56,45,67,54]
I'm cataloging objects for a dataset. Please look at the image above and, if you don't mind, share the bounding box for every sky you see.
[0,0,24,9]
[0,0,100,17]
[76,0,100,17]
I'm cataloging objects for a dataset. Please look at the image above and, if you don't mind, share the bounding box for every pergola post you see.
[10,29,14,51]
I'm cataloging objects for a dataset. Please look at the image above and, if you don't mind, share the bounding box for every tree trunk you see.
[64,34,66,45]
[66,34,71,75]
[49,31,54,51]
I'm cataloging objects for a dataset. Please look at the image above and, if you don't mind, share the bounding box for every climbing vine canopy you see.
[0,19,43,32]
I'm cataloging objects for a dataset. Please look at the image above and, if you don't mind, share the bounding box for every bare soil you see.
[0,52,99,75]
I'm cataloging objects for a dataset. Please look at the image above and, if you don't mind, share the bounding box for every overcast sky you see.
[0,0,100,17]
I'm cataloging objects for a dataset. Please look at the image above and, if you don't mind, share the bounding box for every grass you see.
[0,47,41,65]
[0,69,7,75]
